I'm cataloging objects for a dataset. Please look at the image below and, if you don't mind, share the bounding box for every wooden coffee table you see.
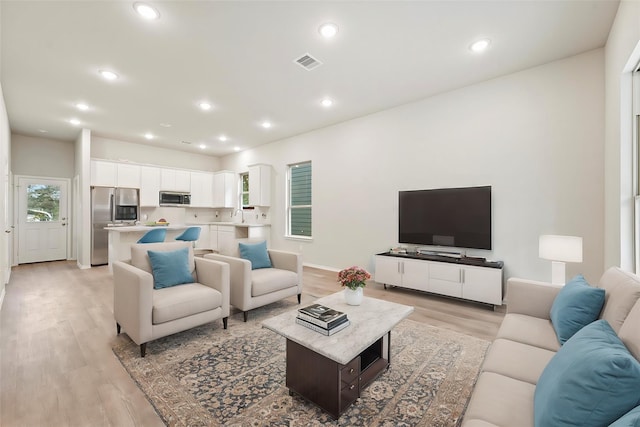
[262,292,413,418]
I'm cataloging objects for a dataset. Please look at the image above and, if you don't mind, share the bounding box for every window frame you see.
[286,161,312,240]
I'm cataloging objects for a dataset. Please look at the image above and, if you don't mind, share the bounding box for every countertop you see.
[186,222,271,227]
[104,224,189,232]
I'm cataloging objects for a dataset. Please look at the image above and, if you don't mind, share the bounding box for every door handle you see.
[4,230,11,233]
[62,223,67,226]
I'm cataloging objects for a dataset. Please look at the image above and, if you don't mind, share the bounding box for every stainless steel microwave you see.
[159,191,191,206]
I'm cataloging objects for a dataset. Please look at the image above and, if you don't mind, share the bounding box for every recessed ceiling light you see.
[69,118,81,126]
[218,135,228,142]
[159,122,172,128]
[469,39,491,53]
[38,129,48,133]
[75,102,89,111]
[261,121,272,129]
[234,146,241,152]
[321,98,333,108]
[99,69,118,80]
[133,2,160,20]
[199,101,212,111]
[144,132,154,140]
[319,22,339,39]
[199,144,206,149]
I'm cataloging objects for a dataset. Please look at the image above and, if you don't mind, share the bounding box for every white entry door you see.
[17,177,68,264]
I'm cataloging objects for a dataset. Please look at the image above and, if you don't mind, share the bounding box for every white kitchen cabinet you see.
[190,171,214,207]
[213,171,237,208]
[91,160,117,187]
[375,254,503,306]
[217,225,236,255]
[161,168,191,192]
[116,163,141,188]
[248,164,271,207]
[139,166,161,207]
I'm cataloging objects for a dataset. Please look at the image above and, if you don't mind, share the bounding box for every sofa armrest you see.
[505,277,562,319]
[204,253,252,310]
[113,260,154,344]
[194,257,230,317]
[268,249,302,274]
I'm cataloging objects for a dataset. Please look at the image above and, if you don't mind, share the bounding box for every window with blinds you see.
[288,161,312,238]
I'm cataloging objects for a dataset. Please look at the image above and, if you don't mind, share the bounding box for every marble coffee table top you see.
[262,291,414,365]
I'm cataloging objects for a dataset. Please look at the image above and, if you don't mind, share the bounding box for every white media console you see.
[374,252,504,306]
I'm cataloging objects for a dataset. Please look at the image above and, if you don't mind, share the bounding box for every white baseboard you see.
[0,287,5,311]
[303,262,340,273]
[77,261,91,270]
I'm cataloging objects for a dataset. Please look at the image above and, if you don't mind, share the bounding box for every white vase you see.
[344,287,363,305]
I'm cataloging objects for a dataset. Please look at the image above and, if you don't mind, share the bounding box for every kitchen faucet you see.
[234,208,244,223]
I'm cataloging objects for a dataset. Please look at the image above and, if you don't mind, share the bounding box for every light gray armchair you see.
[113,241,230,357]
[205,249,302,321]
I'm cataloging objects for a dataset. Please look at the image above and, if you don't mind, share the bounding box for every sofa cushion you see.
[619,300,640,362]
[597,267,640,333]
[239,240,272,270]
[496,313,560,352]
[131,241,195,276]
[464,372,535,427]
[152,283,222,324]
[549,275,605,344]
[148,247,194,289]
[610,406,640,427]
[251,268,298,297]
[481,338,556,385]
[534,320,640,427]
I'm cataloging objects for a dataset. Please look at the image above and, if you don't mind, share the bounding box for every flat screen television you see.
[398,185,492,250]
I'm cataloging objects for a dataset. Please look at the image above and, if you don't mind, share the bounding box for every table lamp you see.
[539,235,583,285]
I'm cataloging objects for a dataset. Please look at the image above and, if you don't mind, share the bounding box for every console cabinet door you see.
[400,258,429,291]
[374,256,402,286]
[462,266,503,305]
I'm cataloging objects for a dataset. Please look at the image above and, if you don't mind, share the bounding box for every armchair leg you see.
[116,322,121,335]
[140,343,147,358]
[223,317,228,329]
[243,311,248,322]
[297,293,301,304]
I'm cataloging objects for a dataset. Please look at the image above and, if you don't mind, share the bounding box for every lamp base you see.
[551,261,566,285]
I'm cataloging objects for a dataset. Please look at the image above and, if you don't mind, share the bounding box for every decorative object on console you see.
[539,234,583,285]
[338,266,371,305]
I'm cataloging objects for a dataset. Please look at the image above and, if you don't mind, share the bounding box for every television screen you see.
[398,186,492,250]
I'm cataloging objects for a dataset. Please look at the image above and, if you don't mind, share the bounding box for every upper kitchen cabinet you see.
[140,166,161,207]
[161,168,191,192]
[116,163,141,188]
[190,171,214,207]
[248,164,271,207]
[90,160,117,187]
[213,171,237,208]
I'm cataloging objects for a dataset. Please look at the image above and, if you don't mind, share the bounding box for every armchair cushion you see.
[239,241,272,269]
[251,268,299,297]
[148,247,194,289]
[153,283,223,324]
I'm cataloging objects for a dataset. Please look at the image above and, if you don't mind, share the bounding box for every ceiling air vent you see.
[294,53,322,70]
[181,141,192,145]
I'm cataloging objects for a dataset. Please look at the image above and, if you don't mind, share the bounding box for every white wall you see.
[604,0,640,271]
[222,49,605,284]
[0,83,11,305]
[91,136,221,172]
[11,133,75,178]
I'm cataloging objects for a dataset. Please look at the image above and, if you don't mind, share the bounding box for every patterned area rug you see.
[112,298,490,427]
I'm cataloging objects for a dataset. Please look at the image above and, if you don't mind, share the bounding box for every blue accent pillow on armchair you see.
[610,406,640,427]
[239,241,272,269]
[549,274,605,344]
[147,247,194,289]
[534,320,640,427]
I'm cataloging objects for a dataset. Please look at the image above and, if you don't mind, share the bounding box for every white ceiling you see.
[1,1,619,156]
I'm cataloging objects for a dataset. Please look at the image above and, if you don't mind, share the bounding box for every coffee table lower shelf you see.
[285,332,390,419]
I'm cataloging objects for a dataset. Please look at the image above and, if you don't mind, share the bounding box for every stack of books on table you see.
[296,304,350,336]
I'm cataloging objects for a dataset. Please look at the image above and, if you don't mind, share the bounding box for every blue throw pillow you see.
[147,247,194,289]
[611,406,640,427]
[534,320,640,427]
[550,274,605,344]
[238,241,272,270]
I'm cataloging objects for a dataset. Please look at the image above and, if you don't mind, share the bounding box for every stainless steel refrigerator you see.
[91,187,140,266]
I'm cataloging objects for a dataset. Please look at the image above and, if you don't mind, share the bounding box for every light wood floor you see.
[0,261,504,426]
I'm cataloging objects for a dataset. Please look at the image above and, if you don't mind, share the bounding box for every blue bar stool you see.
[137,228,167,243]
[175,226,201,243]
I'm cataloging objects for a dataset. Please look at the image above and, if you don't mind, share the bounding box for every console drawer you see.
[341,357,359,386]
[340,378,359,408]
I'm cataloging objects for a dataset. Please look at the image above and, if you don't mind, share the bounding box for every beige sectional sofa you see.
[462,267,640,427]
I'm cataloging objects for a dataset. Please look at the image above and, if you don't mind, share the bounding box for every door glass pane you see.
[26,184,60,222]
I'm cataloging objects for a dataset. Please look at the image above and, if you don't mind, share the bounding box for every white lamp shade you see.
[539,235,583,263]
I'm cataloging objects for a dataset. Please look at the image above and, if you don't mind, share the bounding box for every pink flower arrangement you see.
[338,266,371,290]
